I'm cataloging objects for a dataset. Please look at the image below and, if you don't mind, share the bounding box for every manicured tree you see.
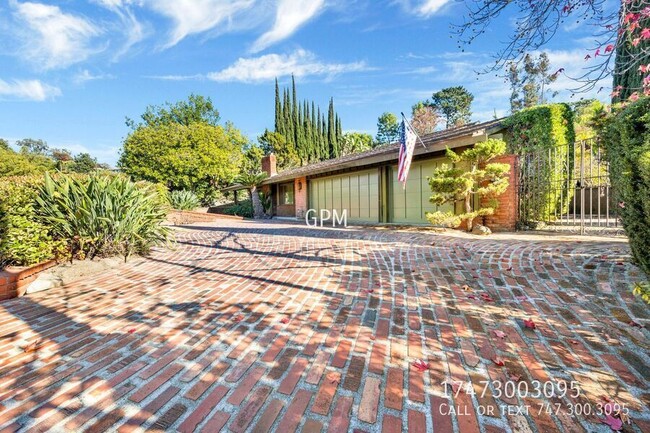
[235,172,269,219]
[311,101,320,161]
[426,139,510,232]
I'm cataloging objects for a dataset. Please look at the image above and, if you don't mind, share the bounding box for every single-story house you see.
[225,118,518,230]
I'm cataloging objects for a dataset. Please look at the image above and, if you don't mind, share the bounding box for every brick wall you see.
[0,260,57,302]
[481,154,518,232]
[294,177,307,219]
[167,210,243,225]
[261,154,277,177]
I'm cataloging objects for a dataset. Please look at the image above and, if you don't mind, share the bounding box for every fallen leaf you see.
[616,262,624,266]
[363,289,374,294]
[493,330,507,339]
[128,328,136,334]
[569,340,579,345]
[515,296,527,301]
[602,414,623,431]
[412,359,430,372]
[369,335,376,341]
[23,341,40,353]
[481,293,494,302]
[462,285,473,292]
[493,357,506,366]
[233,314,244,323]
[523,319,537,330]
[629,321,642,328]
[280,317,290,324]
[506,266,513,271]
[508,373,522,382]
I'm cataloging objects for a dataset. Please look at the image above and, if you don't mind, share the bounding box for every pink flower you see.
[640,64,649,73]
[594,49,601,57]
[605,44,615,53]
[632,38,642,47]
[641,28,650,39]
[629,92,640,102]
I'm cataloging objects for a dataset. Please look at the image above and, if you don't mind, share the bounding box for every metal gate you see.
[517,138,622,235]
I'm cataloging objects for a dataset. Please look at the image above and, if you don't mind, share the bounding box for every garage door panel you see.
[309,169,379,223]
[390,157,451,224]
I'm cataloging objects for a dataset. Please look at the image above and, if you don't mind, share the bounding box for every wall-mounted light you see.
[297,181,303,191]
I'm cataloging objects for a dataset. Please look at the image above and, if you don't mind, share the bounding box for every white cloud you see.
[207,49,369,83]
[12,1,103,70]
[145,0,256,48]
[417,0,452,17]
[74,70,115,84]
[0,78,61,101]
[251,0,326,53]
[93,0,146,59]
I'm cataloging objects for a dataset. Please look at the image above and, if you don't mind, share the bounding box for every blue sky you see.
[0,0,611,166]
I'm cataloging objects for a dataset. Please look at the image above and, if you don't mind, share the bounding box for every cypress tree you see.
[327,98,336,158]
[274,78,281,133]
[336,114,343,157]
[322,117,328,159]
[311,102,319,161]
[304,100,312,162]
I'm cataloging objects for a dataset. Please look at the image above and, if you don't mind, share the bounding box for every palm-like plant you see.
[235,172,268,219]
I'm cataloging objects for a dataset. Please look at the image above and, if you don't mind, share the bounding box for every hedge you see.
[603,98,650,278]
[503,103,576,225]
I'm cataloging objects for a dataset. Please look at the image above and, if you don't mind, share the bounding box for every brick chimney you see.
[261,154,277,177]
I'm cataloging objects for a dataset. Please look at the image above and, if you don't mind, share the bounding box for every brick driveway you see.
[0,219,648,433]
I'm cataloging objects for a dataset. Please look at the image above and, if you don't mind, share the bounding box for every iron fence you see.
[517,138,622,235]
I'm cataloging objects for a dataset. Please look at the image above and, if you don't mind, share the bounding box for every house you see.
[226,118,518,230]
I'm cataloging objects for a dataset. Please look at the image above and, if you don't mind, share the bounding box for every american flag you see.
[397,119,417,187]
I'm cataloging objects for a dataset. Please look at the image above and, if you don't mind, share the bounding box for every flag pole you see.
[400,112,427,149]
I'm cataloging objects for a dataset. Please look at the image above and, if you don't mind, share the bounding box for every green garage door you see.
[309,169,380,223]
[390,158,454,224]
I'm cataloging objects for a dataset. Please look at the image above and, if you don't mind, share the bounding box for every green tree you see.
[411,102,440,136]
[17,138,49,155]
[430,87,474,128]
[51,148,73,162]
[376,112,400,144]
[340,132,374,156]
[235,172,269,219]
[126,94,220,129]
[507,53,558,112]
[426,139,510,232]
[242,143,265,176]
[0,139,9,151]
[258,130,300,170]
[71,153,98,173]
[119,122,243,204]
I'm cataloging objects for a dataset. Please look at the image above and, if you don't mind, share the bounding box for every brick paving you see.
[0,219,649,433]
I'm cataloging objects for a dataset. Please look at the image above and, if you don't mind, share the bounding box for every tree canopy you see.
[455,0,650,100]
[126,94,220,129]
[376,112,400,144]
[430,87,474,128]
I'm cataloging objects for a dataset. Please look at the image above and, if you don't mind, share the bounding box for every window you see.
[278,183,294,205]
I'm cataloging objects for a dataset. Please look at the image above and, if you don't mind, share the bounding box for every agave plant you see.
[36,173,172,262]
[168,189,201,211]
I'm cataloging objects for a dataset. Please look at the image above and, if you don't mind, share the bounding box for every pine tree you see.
[311,101,319,161]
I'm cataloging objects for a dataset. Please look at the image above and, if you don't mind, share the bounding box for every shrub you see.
[221,200,253,218]
[169,189,201,210]
[503,103,576,225]
[0,176,66,268]
[36,173,172,262]
[603,97,650,278]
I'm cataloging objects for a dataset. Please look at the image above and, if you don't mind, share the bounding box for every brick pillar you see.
[261,154,277,177]
[294,177,307,219]
[481,154,518,232]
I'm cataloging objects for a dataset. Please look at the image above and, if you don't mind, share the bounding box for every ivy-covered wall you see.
[503,103,576,225]
[603,98,650,278]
